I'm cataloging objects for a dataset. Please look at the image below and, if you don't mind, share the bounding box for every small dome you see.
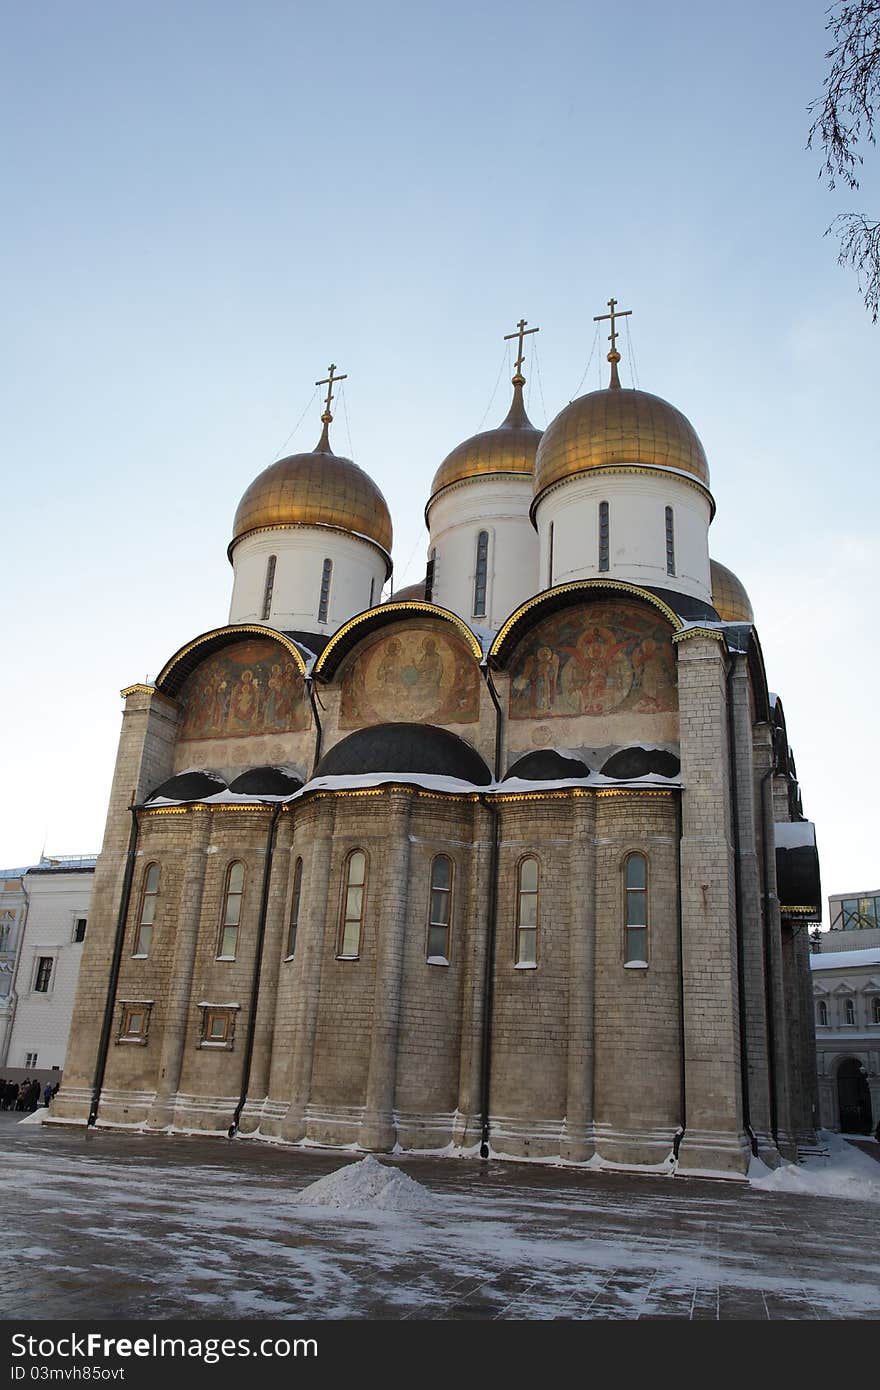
[601,748,681,780]
[386,579,427,603]
[231,431,393,559]
[505,750,591,781]
[314,723,491,785]
[533,387,709,508]
[428,380,542,508]
[227,766,304,797]
[147,770,227,802]
[710,559,754,624]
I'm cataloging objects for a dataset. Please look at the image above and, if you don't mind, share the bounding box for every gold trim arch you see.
[155,624,309,696]
[315,601,484,680]
[488,579,683,667]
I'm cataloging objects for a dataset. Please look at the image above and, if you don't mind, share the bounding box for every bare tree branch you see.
[830,212,880,320]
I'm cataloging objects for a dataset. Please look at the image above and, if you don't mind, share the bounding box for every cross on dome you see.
[503,318,539,385]
[593,298,632,388]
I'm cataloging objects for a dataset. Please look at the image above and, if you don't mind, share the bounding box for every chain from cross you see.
[593,298,632,354]
[503,318,539,377]
[316,363,348,421]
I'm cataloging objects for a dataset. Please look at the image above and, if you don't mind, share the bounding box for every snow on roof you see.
[810,948,880,971]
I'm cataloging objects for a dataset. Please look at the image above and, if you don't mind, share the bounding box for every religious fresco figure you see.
[508,600,677,720]
[178,640,308,740]
[339,626,480,728]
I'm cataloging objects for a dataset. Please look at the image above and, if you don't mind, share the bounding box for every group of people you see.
[0,1077,58,1111]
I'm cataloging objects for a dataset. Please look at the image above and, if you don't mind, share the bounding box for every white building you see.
[811,889,880,1134]
[3,859,96,1083]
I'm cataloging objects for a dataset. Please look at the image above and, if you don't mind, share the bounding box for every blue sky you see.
[1,2,876,921]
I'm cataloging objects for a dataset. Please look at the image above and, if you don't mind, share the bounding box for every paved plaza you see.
[2,1110,878,1321]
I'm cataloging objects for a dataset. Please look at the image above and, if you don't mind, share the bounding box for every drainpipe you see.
[727,663,758,1157]
[760,759,779,1146]
[88,804,140,1127]
[477,794,501,1159]
[673,792,686,1162]
[307,677,323,777]
[228,804,282,1138]
[482,666,504,781]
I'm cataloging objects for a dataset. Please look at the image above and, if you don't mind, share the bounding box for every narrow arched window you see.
[873,998,880,1025]
[624,853,648,964]
[547,521,554,587]
[338,850,367,958]
[598,501,609,571]
[318,558,333,623]
[817,1000,828,1026]
[665,507,675,576]
[425,548,436,603]
[133,863,160,957]
[844,997,855,1025]
[516,857,539,966]
[286,857,303,959]
[218,861,245,959]
[473,531,489,617]
[427,855,453,963]
[261,554,277,620]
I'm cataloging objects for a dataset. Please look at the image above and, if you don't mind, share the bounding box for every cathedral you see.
[53,307,822,1176]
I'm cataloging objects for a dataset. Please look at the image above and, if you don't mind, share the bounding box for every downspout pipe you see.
[482,665,504,781]
[228,803,282,1138]
[477,794,501,1159]
[727,662,758,1158]
[760,758,779,1146]
[673,792,686,1162]
[307,677,323,777]
[88,805,140,1127]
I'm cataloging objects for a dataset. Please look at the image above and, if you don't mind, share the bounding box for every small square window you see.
[199,1006,237,1049]
[25,1051,38,1069]
[118,1002,151,1045]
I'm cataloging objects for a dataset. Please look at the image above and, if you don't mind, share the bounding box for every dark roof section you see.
[601,747,681,779]
[315,724,492,785]
[504,750,591,781]
[776,822,821,918]
[281,630,332,658]
[147,770,228,802]
[228,766,304,796]
[640,585,718,624]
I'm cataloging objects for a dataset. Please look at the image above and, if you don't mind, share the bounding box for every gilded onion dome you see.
[532,386,710,509]
[710,559,754,624]
[427,378,542,511]
[230,422,393,563]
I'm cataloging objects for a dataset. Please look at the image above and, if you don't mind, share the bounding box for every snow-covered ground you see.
[749,1130,880,1203]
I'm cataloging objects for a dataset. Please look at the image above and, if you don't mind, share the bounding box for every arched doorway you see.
[837,1057,872,1134]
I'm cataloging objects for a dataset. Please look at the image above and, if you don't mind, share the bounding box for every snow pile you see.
[294,1155,439,1211]
[749,1130,880,1203]
[17,1108,48,1126]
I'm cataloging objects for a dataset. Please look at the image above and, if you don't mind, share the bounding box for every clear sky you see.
[1,2,876,924]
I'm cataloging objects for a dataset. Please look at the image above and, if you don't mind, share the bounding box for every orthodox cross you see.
[503,318,539,379]
[316,363,347,421]
[593,298,632,354]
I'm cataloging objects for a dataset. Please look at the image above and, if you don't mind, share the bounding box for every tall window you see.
[338,851,367,958]
[473,530,489,617]
[368,577,375,608]
[425,548,436,603]
[427,855,453,963]
[73,917,87,943]
[844,997,856,1025]
[134,863,160,957]
[516,858,539,966]
[218,861,245,959]
[598,501,609,571]
[547,521,554,587]
[624,853,648,964]
[286,858,303,958]
[817,1000,828,1026]
[318,558,333,623]
[34,957,53,993]
[261,554,277,620]
[873,998,880,1025]
[665,506,675,576]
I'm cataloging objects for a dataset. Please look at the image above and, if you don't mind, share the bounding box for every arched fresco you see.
[178,638,309,740]
[339,625,481,728]
[508,599,677,720]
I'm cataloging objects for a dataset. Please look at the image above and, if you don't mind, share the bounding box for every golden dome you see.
[710,559,754,624]
[428,380,542,510]
[386,579,427,602]
[533,386,710,507]
[230,428,393,563]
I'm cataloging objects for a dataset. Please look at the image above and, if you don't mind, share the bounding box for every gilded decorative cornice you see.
[672,626,727,645]
[156,623,309,692]
[315,601,483,678]
[490,578,682,664]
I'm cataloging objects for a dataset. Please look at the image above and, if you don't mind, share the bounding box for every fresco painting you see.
[340,627,480,727]
[179,640,308,740]
[509,601,676,720]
